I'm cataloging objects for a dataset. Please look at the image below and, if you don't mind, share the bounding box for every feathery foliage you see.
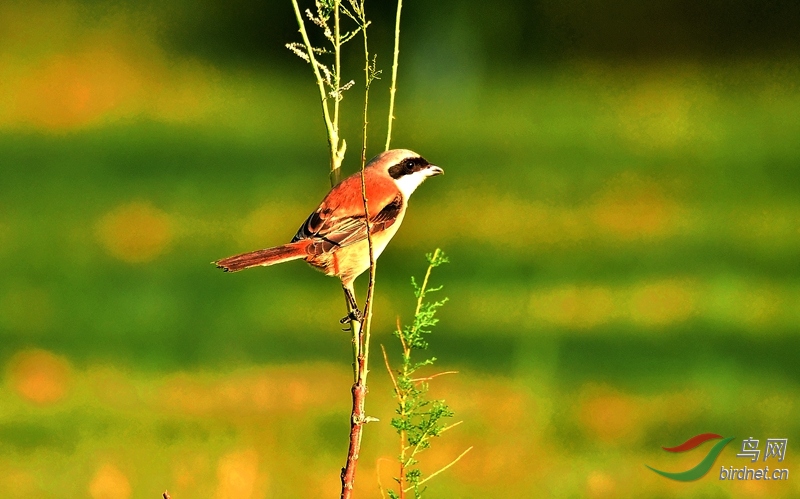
[383,249,470,499]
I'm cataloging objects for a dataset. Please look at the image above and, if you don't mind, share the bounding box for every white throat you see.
[395,171,429,199]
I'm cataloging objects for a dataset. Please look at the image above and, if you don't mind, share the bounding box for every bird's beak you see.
[428,165,444,177]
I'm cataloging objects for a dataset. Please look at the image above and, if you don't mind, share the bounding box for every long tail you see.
[215,241,308,272]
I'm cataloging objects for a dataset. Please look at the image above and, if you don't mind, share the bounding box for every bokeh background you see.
[1,0,799,497]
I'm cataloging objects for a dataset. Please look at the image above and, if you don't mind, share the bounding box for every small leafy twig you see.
[382,249,468,499]
[288,0,349,185]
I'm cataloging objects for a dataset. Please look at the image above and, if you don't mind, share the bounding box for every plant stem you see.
[391,249,448,497]
[289,0,345,185]
[290,0,362,491]
[332,2,342,184]
[409,370,458,383]
[415,248,440,316]
[385,0,403,151]
[398,332,411,499]
[341,2,377,497]
[358,3,377,376]
[340,371,366,499]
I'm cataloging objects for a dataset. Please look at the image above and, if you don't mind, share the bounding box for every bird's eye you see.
[403,160,414,171]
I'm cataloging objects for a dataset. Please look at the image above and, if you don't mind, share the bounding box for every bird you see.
[214,149,443,321]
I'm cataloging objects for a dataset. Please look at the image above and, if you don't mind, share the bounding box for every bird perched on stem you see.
[215,149,443,321]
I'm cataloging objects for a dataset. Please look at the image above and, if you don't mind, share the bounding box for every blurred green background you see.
[1,0,799,497]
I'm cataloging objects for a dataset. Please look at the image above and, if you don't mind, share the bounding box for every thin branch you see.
[358,0,377,384]
[437,420,463,435]
[406,423,435,461]
[415,248,440,317]
[341,2,377,498]
[396,316,408,353]
[403,447,474,493]
[333,2,342,140]
[381,344,400,393]
[410,370,459,383]
[385,0,403,151]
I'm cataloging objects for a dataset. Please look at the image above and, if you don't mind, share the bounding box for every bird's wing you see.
[292,192,404,253]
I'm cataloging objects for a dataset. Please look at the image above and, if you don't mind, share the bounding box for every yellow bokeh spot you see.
[579,386,641,443]
[404,181,689,252]
[236,202,308,249]
[1,468,37,497]
[586,471,616,499]
[7,349,71,405]
[215,450,260,499]
[649,390,708,426]
[158,365,347,417]
[736,205,800,251]
[738,285,781,327]
[97,202,172,263]
[614,73,697,150]
[530,285,614,329]
[306,471,342,499]
[629,279,696,326]
[89,464,131,499]
[13,49,142,130]
[0,3,218,131]
[591,173,677,240]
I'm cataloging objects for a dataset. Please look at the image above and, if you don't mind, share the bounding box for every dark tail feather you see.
[215,242,307,272]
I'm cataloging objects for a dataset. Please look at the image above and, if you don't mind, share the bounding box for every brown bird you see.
[215,149,443,320]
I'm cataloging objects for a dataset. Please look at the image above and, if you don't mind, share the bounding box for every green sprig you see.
[383,249,469,499]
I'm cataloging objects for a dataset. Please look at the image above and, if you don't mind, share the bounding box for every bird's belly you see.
[307,211,404,284]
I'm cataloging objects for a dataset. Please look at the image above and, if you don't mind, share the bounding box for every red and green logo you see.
[647,433,735,481]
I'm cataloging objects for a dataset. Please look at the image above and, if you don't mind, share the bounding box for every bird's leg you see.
[340,283,363,324]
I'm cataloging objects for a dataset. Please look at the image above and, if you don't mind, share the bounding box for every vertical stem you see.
[398,343,410,499]
[341,3,375,498]
[415,248,439,316]
[331,0,344,186]
[340,375,366,499]
[289,0,342,182]
[333,2,342,145]
[385,0,403,151]
[358,8,376,396]
[394,251,438,497]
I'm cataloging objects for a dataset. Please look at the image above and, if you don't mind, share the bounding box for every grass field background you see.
[1,1,799,497]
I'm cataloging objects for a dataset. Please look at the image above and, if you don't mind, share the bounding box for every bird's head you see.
[369,149,443,198]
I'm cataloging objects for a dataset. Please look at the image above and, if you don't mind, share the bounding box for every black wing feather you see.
[292,195,403,252]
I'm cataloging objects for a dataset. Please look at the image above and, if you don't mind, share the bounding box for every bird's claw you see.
[339,309,364,325]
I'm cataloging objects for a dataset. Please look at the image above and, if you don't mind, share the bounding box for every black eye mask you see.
[389,156,430,179]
